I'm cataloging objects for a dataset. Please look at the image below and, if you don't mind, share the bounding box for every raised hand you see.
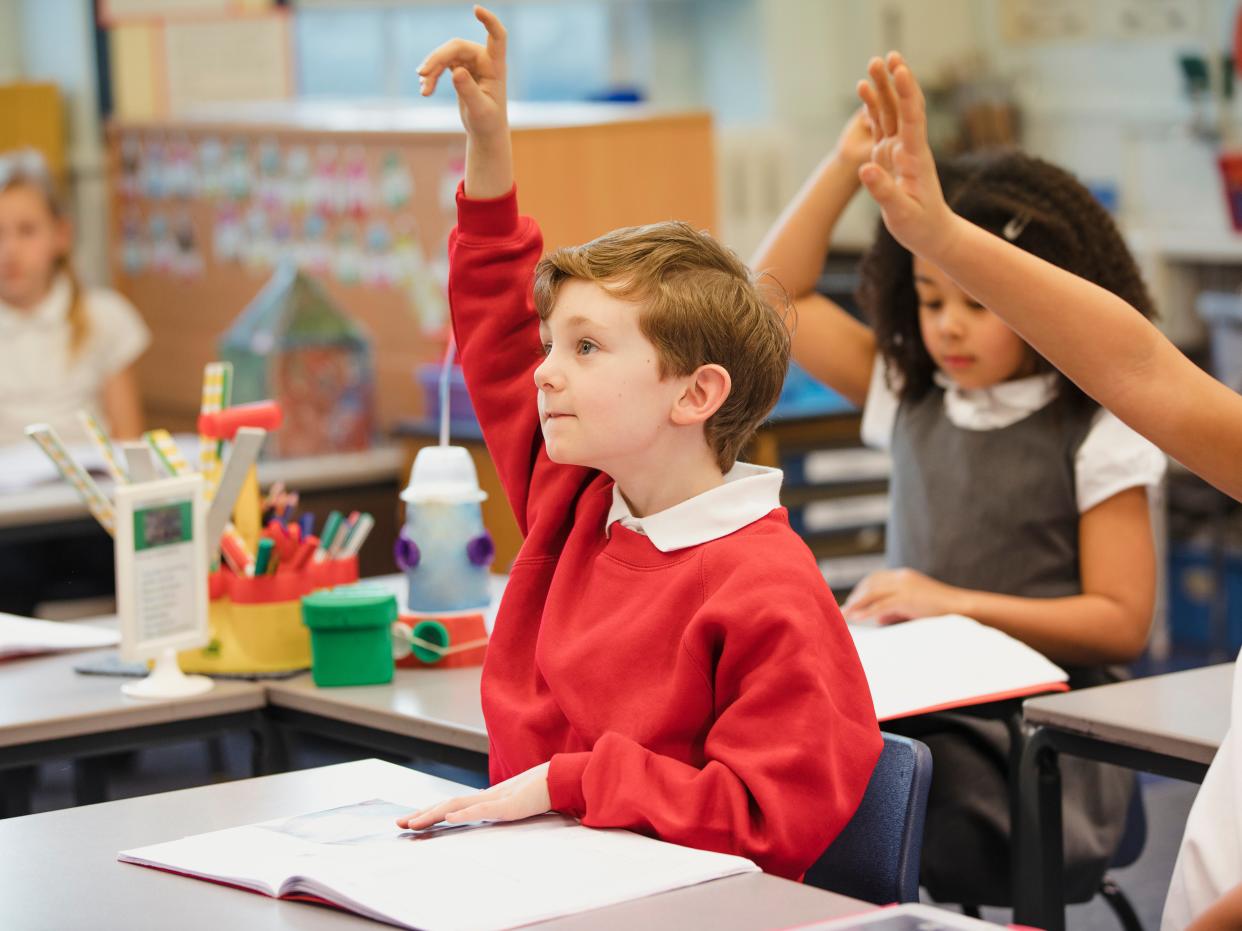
[417,5,513,198]
[856,52,956,262]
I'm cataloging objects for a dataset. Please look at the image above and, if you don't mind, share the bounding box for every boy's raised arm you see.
[421,7,594,536]
[418,5,513,199]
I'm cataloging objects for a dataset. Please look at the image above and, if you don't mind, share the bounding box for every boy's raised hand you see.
[856,53,956,261]
[418,5,512,198]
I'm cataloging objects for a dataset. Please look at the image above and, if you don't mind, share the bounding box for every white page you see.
[120,798,758,931]
[848,615,1068,721]
[0,614,119,659]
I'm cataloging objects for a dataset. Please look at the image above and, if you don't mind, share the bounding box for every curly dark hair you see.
[856,149,1156,416]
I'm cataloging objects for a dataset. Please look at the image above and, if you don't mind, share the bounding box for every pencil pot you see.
[179,572,313,674]
[309,555,360,590]
[393,611,488,669]
[302,586,397,687]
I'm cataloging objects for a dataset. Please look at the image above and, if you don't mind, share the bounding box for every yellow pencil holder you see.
[177,563,358,674]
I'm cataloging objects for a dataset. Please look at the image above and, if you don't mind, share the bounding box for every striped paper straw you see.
[25,423,116,535]
[76,409,127,483]
[198,362,230,499]
[144,429,193,477]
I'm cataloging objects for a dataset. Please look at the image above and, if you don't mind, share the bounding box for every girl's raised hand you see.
[856,53,956,261]
[417,5,509,145]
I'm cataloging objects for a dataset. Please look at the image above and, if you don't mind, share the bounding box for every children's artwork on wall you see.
[244,206,273,271]
[211,205,241,262]
[379,151,412,209]
[225,140,252,201]
[166,135,196,199]
[172,209,203,277]
[141,138,166,198]
[120,208,146,275]
[333,223,362,285]
[197,136,224,199]
[312,144,342,215]
[285,145,311,210]
[219,263,375,458]
[257,137,284,210]
[119,135,142,198]
[148,212,174,272]
[363,219,395,289]
[343,145,372,218]
[299,212,329,274]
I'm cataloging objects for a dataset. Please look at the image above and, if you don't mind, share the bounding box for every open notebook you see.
[0,613,119,660]
[119,799,758,931]
[849,615,1069,721]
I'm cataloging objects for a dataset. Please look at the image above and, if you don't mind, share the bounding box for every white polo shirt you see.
[605,461,784,552]
[0,275,151,446]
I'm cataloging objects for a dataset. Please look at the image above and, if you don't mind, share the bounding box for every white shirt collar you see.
[0,273,71,331]
[934,370,1059,430]
[605,461,783,553]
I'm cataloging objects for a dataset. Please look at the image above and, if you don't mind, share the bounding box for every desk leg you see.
[1,765,36,818]
[73,756,110,806]
[1014,727,1065,931]
[252,712,289,776]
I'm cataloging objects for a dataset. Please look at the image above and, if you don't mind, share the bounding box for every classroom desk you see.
[265,667,489,775]
[0,631,272,816]
[1013,663,1234,931]
[0,758,869,931]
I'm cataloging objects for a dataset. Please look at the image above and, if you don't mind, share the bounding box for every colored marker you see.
[340,513,375,557]
[315,511,343,563]
[253,537,275,576]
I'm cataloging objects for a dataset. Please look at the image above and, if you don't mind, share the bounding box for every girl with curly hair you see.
[753,70,1165,907]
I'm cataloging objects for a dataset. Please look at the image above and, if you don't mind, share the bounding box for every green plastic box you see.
[301,586,397,687]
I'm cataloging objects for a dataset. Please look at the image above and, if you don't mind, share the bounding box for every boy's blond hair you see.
[533,221,790,473]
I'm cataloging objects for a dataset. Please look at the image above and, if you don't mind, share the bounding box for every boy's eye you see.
[919,299,943,311]
[540,341,552,357]
[577,339,597,355]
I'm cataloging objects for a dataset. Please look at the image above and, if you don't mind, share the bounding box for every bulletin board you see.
[106,104,717,435]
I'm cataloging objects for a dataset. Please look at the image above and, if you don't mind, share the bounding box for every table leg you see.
[1014,727,1065,931]
[72,756,110,806]
[251,712,289,776]
[1,765,36,818]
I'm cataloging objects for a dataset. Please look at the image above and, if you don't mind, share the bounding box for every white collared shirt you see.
[605,461,784,553]
[860,357,1167,513]
[0,275,151,446]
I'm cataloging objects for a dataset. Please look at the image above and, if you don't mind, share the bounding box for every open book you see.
[849,615,1069,721]
[0,613,119,660]
[119,799,758,931]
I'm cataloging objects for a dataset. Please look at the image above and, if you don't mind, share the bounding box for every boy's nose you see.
[533,358,563,391]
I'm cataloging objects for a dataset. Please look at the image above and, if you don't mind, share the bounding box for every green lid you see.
[301,586,397,630]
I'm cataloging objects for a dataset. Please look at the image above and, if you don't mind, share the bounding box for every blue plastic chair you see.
[803,732,933,904]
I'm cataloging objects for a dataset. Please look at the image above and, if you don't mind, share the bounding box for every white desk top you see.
[0,446,405,530]
[0,640,265,749]
[1024,663,1233,766]
[0,759,866,931]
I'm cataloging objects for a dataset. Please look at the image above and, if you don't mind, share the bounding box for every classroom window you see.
[294,2,621,102]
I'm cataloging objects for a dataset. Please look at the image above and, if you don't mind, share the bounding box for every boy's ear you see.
[670,363,731,426]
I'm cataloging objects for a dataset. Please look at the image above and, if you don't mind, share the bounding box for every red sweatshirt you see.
[449,184,881,880]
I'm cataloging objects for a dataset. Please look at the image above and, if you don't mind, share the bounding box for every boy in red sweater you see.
[396,6,881,880]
